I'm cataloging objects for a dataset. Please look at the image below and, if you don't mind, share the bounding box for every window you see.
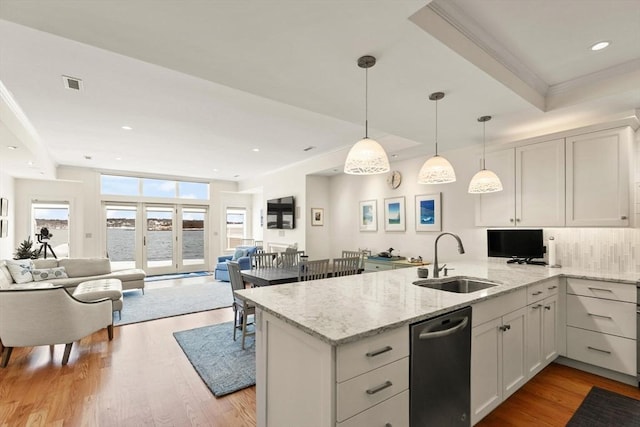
[178,181,208,200]
[226,208,247,250]
[101,174,209,200]
[101,175,140,196]
[143,178,177,198]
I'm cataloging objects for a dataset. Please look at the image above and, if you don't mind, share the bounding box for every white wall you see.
[0,170,15,259]
[305,175,331,259]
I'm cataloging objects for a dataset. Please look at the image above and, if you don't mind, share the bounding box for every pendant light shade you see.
[418,92,456,184]
[468,116,503,194]
[344,55,390,175]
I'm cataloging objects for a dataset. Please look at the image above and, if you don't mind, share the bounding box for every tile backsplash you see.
[544,228,640,273]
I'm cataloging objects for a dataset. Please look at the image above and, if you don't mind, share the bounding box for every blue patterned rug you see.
[174,321,255,397]
[115,281,232,325]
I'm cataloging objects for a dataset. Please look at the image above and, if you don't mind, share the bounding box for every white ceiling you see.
[0,0,639,182]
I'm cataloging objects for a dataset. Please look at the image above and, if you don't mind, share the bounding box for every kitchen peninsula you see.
[236,260,639,426]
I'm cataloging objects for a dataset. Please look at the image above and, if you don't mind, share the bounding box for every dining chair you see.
[298,259,330,281]
[280,250,305,268]
[251,252,277,269]
[332,256,361,277]
[342,250,365,269]
[227,261,255,349]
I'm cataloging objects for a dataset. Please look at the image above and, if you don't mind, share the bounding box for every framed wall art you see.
[359,200,377,232]
[384,196,405,231]
[0,219,7,238]
[0,198,7,216]
[311,208,324,226]
[415,193,441,232]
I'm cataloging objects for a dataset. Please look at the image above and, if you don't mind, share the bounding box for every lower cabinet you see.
[471,306,527,424]
[526,293,559,378]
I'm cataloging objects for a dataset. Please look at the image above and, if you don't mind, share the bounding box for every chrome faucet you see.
[433,232,465,278]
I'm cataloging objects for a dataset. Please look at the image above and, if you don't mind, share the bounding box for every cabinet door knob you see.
[516,218,521,222]
[621,215,627,220]
[532,304,542,309]
[544,305,551,310]
[509,218,514,222]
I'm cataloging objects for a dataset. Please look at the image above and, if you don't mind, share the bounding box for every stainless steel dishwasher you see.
[410,306,472,426]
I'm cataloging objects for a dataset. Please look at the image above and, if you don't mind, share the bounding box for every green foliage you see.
[14,236,39,260]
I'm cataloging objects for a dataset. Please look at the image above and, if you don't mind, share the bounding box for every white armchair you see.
[0,286,113,367]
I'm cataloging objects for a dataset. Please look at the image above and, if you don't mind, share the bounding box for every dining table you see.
[240,266,363,287]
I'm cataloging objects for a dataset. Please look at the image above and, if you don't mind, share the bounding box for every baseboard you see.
[555,356,638,387]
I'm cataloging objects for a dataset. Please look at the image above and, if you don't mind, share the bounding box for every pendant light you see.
[468,115,503,193]
[344,55,390,175]
[417,92,456,184]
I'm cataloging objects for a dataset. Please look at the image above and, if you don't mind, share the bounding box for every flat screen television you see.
[487,229,545,263]
[267,196,295,229]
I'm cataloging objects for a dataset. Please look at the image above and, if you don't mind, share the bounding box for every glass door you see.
[181,207,207,272]
[144,205,177,275]
[105,204,138,270]
[32,201,70,258]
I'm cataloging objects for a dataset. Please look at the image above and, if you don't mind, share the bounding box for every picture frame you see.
[384,196,405,231]
[0,219,7,238]
[415,193,442,232]
[0,198,7,216]
[311,208,324,226]
[359,200,377,232]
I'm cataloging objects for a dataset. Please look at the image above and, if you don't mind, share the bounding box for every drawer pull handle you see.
[587,346,611,354]
[587,287,613,293]
[366,380,393,395]
[548,285,558,290]
[385,424,392,427]
[532,304,542,309]
[587,313,612,319]
[531,291,543,296]
[366,346,393,358]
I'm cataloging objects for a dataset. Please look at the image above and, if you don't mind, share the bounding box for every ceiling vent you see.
[303,146,316,152]
[62,75,83,91]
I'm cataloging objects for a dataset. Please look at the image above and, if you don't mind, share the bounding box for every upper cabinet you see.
[566,127,632,227]
[475,139,565,227]
[475,126,634,228]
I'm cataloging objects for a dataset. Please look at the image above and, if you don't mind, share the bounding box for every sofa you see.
[0,258,146,292]
[214,245,258,282]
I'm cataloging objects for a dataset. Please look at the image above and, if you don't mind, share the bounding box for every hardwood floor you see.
[1,277,638,426]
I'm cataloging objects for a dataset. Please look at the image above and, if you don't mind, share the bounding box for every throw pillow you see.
[5,259,34,284]
[232,248,246,261]
[32,266,68,282]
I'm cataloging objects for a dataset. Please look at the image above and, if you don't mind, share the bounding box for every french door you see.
[104,203,208,275]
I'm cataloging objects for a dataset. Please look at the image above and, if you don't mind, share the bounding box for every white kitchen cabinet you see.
[475,139,565,227]
[526,293,559,378]
[566,127,633,226]
[471,297,528,425]
[256,310,409,427]
[565,278,637,377]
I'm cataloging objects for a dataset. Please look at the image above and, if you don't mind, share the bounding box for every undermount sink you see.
[413,277,498,293]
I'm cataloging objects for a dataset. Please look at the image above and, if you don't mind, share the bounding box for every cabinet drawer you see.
[567,294,636,339]
[364,261,393,272]
[337,326,408,382]
[527,282,546,304]
[337,389,409,427]
[566,327,636,376]
[336,357,409,422]
[472,288,526,327]
[543,278,559,297]
[566,278,636,303]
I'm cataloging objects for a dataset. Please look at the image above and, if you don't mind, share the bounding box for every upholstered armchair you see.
[0,287,113,367]
[214,245,258,282]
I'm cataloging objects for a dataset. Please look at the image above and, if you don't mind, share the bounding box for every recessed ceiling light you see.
[252,148,260,152]
[213,168,219,172]
[590,41,610,51]
[115,157,122,161]
[121,125,133,130]
[233,174,240,178]
[27,161,34,167]
[7,145,17,150]
[392,154,398,158]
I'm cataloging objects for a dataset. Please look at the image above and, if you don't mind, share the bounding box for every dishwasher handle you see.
[418,316,469,340]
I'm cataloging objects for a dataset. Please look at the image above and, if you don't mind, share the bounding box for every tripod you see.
[36,235,57,259]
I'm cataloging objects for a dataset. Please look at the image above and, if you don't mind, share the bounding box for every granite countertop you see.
[235,259,639,346]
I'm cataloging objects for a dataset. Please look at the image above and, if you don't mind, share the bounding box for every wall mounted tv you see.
[487,229,546,265]
[267,196,295,229]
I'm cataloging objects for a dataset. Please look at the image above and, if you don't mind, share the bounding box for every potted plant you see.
[14,236,39,260]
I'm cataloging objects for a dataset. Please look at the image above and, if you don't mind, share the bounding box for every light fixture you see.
[468,115,503,194]
[7,145,17,150]
[252,148,260,152]
[121,125,133,130]
[418,92,456,184]
[590,41,610,51]
[344,55,390,175]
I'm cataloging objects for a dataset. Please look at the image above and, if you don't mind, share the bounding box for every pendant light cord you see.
[482,120,486,170]
[434,98,439,156]
[364,67,369,139]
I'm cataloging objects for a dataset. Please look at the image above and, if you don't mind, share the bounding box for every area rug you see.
[115,281,233,326]
[566,386,640,426]
[173,321,255,397]
[144,271,212,282]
